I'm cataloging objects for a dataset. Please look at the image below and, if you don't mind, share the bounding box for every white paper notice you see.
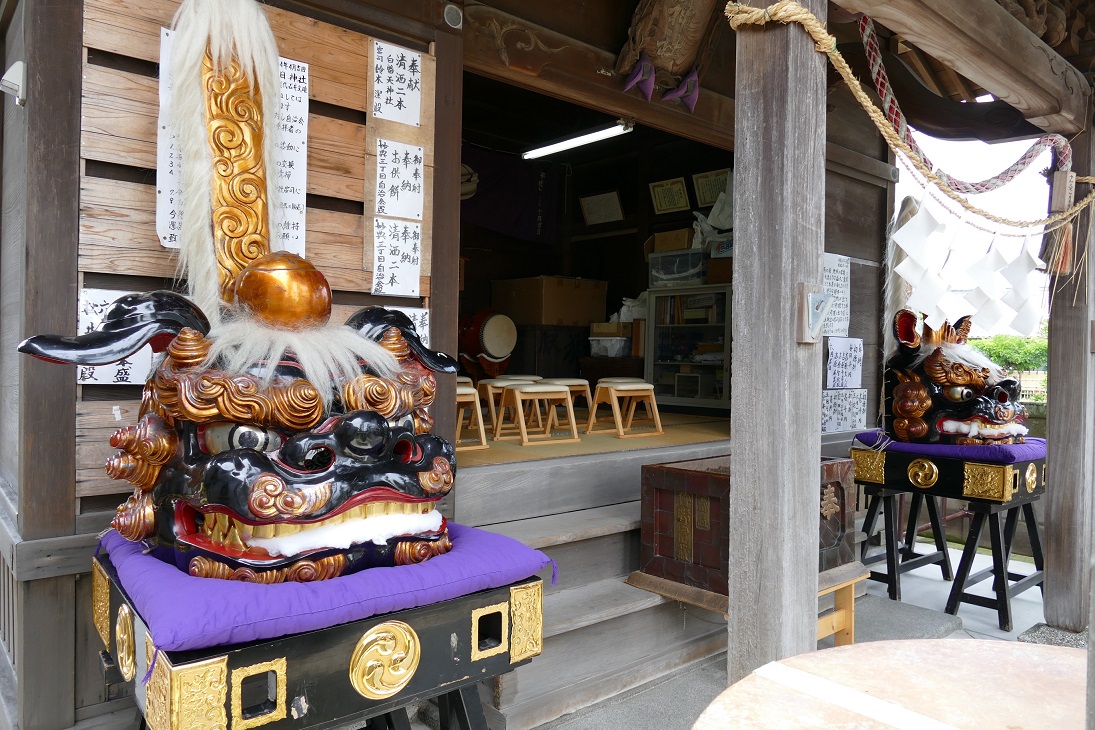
[372,217,422,297]
[387,306,430,347]
[77,289,154,386]
[826,337,864,389]
[156,29,183,248]
[273,58,309,257]
[822,253,851,337]
[156,30,310,256]
[372,40,422,127]
[821,389,867,433]
[375,138,425,221]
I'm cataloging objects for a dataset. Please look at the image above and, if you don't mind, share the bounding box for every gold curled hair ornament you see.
[203,53,271,303]
[248,474,334,520]
[112,489,157,541]
[394,532,453,566]
[891,370,931,419]
[166,328,213,369]
[189,554,348,583]
[341,375,419,420]
[418,456,454,496]
[149,365,324,432]
[923,348,988,389]
[110,414,179,471]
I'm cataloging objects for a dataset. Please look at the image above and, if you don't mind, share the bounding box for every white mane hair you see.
[170,0,282,325]
[910,340,1006,385]
[202,315,400,408]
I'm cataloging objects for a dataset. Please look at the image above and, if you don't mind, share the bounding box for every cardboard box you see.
[707,256,732,285]
[653,228,692,252]
[492,276,608,326]
[590,321,633,337]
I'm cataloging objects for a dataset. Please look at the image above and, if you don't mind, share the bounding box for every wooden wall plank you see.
[84,0,372,111]
[728,0,827,683]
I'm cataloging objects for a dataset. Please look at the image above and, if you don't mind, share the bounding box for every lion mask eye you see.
[200,423,284,454]
[944,386,974,402]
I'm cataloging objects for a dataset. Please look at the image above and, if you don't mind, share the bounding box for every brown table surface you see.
[694,639,1085,729]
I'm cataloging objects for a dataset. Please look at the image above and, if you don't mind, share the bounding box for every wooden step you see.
[543,576,670,638]
[483,503,642,591]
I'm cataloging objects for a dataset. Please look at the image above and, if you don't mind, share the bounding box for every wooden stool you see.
[477,378,535,431]
[817,561,869,647]
[454,384,488,451]
[456,375,473,385]
[494,374,543,381]
[586,381,664,438]
[539,377,593,412]
[860,486,953,601]
[493,383,580,446]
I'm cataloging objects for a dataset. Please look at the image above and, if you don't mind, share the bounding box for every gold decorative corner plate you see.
[962,463,1014,502]
[907,458,939,489]
[231,658,287,730]
[470,601,509,662]
[851,449,885,484]
[349,621,420,700]
[509,582,543,664]
[146,649,229,730]
[92,560,110,649]
[115,604,136,682]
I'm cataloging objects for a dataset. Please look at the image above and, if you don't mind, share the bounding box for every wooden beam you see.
[1046,118,1095,634]
[729,0,826,683]
[897,45,943,96]
[431,25,462,445]
[462,1,734,151]
[833,0,1089,133]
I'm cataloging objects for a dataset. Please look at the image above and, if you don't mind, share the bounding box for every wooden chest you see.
[638,455,856,595]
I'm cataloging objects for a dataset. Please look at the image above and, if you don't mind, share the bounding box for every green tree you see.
[969,334,1048,372]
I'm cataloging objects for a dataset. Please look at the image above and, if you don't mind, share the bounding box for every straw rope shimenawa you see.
[724,0,1095,233]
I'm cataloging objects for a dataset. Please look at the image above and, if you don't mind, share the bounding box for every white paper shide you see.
[371,217,422,297]
[372,40,422,127]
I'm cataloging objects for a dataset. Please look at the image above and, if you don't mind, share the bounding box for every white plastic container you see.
[589,337,631,358]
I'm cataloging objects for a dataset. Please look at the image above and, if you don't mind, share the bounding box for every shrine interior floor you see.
[453,408,730,467]
[484,544,1049,730]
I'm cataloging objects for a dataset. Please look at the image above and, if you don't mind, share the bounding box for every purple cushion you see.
[101,523,552,652]
[854,431,1046,464]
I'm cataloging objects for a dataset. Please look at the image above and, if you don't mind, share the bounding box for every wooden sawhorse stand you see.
[945,496,1044,632]
[860,486,953,601]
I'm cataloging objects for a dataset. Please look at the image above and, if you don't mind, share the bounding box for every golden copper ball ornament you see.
[232,251,332,329]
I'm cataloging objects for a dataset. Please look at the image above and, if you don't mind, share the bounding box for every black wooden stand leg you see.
[1023,503,1046,596]
[987,511,1013,632]
[882,494,901,600]
[902,493,924,561]
[439,685,488,730]
[925,496,953,580]
[946,511,986,615]
[366,709,412,730]
[860,493,882,562]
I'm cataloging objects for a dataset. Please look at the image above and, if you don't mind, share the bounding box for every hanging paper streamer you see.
[372,40,423,127]
[371,217,422,297]
[375,138,425,221]
[77,289,154,385]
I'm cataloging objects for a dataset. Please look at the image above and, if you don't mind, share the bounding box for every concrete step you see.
[483,503,642,592]
[543,576,667,638]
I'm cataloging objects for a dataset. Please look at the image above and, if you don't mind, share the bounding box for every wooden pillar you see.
[728,0,827,682]
[1046,119,1095,634]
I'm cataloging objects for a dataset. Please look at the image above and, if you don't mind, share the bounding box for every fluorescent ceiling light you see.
[521,120,634,160]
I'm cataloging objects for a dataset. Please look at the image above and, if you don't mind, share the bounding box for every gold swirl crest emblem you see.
[115,604,136,682]
[348,621,421,700]
[907,458,939,489]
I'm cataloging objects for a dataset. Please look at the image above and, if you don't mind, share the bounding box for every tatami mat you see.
[453,409,730,467]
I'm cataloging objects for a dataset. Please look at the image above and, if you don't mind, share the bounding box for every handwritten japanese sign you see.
[371,217,422,297]
[273,58,309,257]
[821,389,867,433]
[822,253,851,337]
[157,30,310,256]
[372,40,422,127]
[826,337,864,389]
[375,138,425,221]
[386,306,430,347]
[77,289,154,386]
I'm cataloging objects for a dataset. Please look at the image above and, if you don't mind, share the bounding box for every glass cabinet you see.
[644,284,731,409]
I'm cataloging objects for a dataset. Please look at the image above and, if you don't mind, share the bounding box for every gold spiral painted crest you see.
[348,621,421,700]
[1026,463,1038,493]
[116,603,136,682]
[907,458,939,489]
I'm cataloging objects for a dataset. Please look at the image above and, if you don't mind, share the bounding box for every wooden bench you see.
[816,560,869,646]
